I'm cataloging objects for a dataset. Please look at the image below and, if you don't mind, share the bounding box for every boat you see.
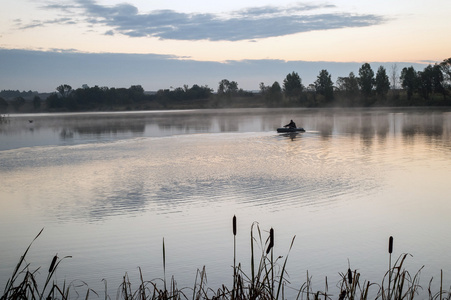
[277,127,305,133]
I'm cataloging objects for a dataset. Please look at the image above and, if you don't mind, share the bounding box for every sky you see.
[0,0,450,92]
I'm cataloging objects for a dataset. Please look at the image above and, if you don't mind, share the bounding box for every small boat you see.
[277,127,305,133]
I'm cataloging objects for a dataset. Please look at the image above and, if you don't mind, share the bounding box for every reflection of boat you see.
[277,127,305,133]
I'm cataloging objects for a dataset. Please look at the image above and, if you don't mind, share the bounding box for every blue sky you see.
[1,0,450,92]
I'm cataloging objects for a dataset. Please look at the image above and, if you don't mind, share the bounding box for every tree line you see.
[1,58,450,113]
[260,58,451,107]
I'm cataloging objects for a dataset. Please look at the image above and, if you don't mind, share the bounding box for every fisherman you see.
[284,120,297,129]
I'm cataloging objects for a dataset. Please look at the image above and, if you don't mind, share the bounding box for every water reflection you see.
[279,132,301,141]
[1,108,451,151]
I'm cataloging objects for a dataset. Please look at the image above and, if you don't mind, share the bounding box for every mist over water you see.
[1,108,450,297]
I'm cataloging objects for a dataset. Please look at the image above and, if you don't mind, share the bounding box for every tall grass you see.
[2,219,450,300]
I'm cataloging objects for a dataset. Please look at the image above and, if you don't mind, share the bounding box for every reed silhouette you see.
[1,219,450,300]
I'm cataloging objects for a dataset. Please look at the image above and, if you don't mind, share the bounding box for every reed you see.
[388,236,393,300]
[2,224,450,300]
[232,215,237,300]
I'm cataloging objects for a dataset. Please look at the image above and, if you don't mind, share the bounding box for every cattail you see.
[389,236,393,254]
[269,228,274,247]
[233,215,237,236]
[266,228,274,254]
[49,254,58,273]
[347,268,352,284]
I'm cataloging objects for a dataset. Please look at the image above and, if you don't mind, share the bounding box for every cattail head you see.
[266,228,274,254]
[389,236,393,254]
[233,215,237,236]
[49,254,58,273]
[269,228,274,246]
[347,268,352,284]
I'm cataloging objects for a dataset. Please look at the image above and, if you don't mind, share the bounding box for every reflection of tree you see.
[401,113,443,138]
[375,114,390,141]
[60,128,74,139]
[360,118,375,148]
[305,110,448,143]
[157,113,213,132]
[218,118,239,132]
[74,122,145,135]
[316,113,334,138]
[57,117,146,138]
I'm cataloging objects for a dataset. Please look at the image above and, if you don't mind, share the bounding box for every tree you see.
[439,58,451,90]
[283,71,303,100]
[12,97,25,111]
[130,85,144,95]
[336,72,359,94]
[129,85,145,101]
[418,64,445,100]
[218,79,228,94]
[431,64,445,96]
[418,65,434,99]
[375,66,390,97]
[400,66,418,101]
[269,81,283,103]
[33,95,41,110]
[336,72,359,106]
[358,63,375,97]
[390,64,399,90]
[56,84,72,98]
[218,79,238,95]
[0,97,8,113]
[228,81,238,94]
[46,93,63,109]
[314,69,334,102]
[259,82,268,94]
[187,84,212,99]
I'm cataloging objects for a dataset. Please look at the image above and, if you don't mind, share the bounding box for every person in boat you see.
[284,120,297,129]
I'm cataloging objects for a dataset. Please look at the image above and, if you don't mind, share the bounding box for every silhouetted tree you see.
[46,93,61,109]
[358,63,375,97]
[400,66,419,101]
[259,82,268,94]
[283,71,303,101]
[440,58,451,90]
[375,66,390,98]
[12,97,25,111]
[314,69,334,102]
[431,64,446,96]
[336,72,359,106]
[418,65,434,99]
[418,64,445,101]
[186,84,212,99]
[269,81,283,103]
[218,79,238,96]
[33,95,41,110]
[0,97,8,112]
[390,64,399,90]
[56,84,72,98]
[336,72,359,94]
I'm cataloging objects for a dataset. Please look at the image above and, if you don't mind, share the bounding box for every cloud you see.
[39,0,386,41]
[0,48,428,92]
[17,17,77,30]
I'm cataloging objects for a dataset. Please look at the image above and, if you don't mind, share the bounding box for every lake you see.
[1,107,451,298]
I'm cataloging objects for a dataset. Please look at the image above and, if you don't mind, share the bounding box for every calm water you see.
[1,108,451,297]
